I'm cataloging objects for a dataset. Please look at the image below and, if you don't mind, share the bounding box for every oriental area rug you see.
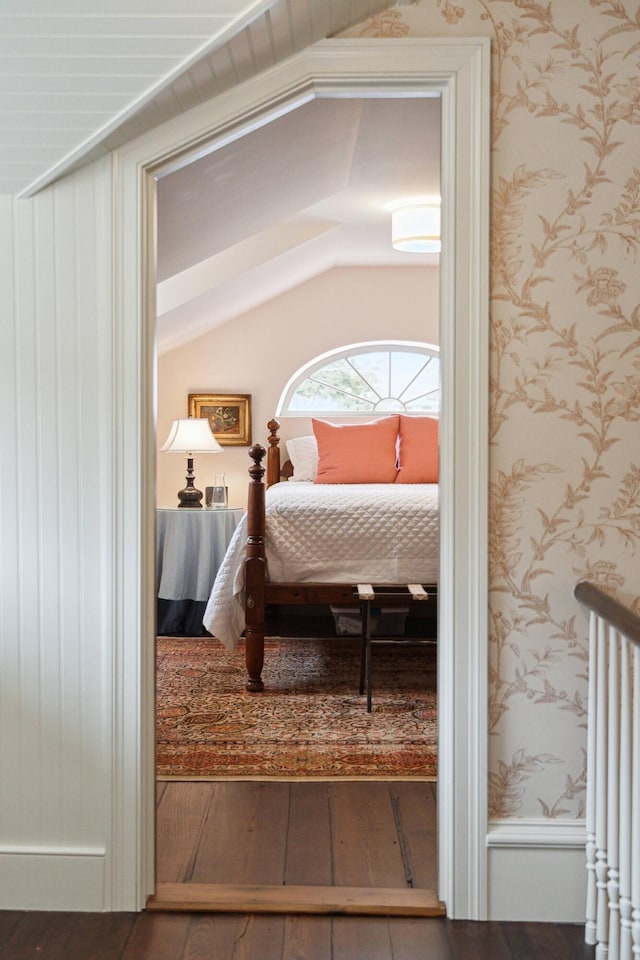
[156,635,437,780]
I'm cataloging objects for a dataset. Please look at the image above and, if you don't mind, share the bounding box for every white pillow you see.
[285,435,319,481]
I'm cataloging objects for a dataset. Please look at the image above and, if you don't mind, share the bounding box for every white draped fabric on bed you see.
[202,481,439,651]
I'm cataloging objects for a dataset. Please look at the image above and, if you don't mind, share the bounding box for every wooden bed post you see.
[266,418,281,487]
[245,444,267,692]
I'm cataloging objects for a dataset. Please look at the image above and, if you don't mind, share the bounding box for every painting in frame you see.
[188,393,252,446]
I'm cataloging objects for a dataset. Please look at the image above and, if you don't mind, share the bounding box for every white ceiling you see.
[1,0,438,352]
[1,0,396,196]
[155,94,441,352]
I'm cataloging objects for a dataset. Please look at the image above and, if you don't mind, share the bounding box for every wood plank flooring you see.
[0,910,592,959]
[155,780,438,890]
[0,625,592,960]
[0,777,590,957]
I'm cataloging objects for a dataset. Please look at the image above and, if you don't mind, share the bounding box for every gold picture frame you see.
[188,393,252,446]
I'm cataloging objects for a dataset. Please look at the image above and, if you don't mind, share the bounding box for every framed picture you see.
[188,393,252,446]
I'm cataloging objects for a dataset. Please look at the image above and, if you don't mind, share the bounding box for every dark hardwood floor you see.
[0,615,592,960]
[0,909,592,959]
[0,783,592,958]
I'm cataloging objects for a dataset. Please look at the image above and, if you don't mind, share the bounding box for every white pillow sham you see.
[285,434,319,481]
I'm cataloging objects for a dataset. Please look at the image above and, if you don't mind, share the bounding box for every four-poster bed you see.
[203,417,439,691]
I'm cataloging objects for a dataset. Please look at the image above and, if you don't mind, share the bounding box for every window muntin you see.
[276,341,440,417]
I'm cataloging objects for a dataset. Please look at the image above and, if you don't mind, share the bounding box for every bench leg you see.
[359,601,368,695]
[366,626,373,712]
[358,601,374,711]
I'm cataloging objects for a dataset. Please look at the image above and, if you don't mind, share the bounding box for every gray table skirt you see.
[156,507,243,636]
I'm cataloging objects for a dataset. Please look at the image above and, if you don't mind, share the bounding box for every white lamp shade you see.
[161,417,223,453]
[392,203,441,253]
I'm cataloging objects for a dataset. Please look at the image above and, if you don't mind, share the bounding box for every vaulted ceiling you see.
[2,0,439,352]
[155,93,441,352]
[1,0,398,197]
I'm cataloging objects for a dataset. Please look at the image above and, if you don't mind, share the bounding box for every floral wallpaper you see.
[343,1,640,820]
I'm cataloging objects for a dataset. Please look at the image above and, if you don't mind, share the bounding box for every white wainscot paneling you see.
[0,158,116,911]
[487,818,587,923]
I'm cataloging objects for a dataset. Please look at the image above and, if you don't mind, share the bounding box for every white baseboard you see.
[0,823,587,920]
[486,819,586,922]
[0,846,106,911]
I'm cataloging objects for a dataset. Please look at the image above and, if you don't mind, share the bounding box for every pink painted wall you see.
[157,264,439,509]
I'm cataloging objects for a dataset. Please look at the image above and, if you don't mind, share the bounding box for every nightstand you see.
[156,507,244,636]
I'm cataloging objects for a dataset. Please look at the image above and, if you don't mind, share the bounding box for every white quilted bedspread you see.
[203,482,439,651]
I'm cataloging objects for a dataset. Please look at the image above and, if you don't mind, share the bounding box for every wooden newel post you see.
[245,444,266,692]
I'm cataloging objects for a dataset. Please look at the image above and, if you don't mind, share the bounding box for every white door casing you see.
[112,37,490,916]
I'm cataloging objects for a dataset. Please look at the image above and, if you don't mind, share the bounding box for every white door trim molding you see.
[113,36,491,917]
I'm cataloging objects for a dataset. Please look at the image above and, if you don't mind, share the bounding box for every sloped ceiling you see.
[1,0,436,352]
[1,0,396,196]
[156,93,441,352]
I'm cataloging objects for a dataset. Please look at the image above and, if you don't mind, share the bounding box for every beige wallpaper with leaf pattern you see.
[343,1,640,820]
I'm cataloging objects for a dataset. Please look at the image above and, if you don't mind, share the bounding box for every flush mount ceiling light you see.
[391,198,441,253]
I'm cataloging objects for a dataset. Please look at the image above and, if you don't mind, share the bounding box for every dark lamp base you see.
[177,486,203,508]
[177,455,203,507]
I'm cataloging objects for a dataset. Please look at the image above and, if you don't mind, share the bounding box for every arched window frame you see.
[275,340,440,418]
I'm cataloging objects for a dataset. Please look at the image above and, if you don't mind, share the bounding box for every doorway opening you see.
[153,91,442,913]
[114,37,489,918]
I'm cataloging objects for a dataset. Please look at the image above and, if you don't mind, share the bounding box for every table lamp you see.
[161,417,223,508]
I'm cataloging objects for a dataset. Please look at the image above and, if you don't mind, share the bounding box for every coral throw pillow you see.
[395,415,439,483]
[312,416,400,483]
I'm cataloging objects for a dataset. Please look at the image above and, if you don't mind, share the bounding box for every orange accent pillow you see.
[312,416,400,484]
[395,415,439,483]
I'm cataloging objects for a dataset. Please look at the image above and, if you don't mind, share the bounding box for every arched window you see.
[276,341,440,418]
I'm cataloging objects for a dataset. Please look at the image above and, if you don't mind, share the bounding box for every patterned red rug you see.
[156,635,437,779]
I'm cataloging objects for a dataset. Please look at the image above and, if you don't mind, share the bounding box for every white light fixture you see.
[391,199,441,253]
[161,417,223,509]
